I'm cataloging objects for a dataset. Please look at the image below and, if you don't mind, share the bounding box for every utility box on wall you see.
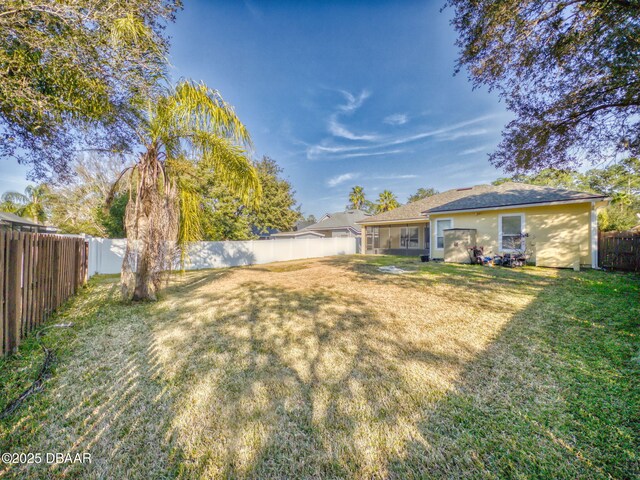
[444,228,477,264]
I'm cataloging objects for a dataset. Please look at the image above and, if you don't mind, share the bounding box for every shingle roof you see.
[294,220,315,231]
[358,183,607,224]
[303,209,371,233]
[0,211,41,226]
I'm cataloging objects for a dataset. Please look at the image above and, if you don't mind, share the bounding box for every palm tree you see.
[376,190,400,213]
[110,80,261,301]
[348,185,366,210]
[1,185,49,223]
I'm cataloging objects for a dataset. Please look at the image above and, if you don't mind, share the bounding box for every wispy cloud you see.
[326,90,379,142]
[328,116,379,141]
[327,172,359,187]
[384,113,408,125]
[339,149,405,159]
[436,128,489,141]
[370,174,418,180]
[459,144,493,155]
[338,89,371,113]
[307,114,498,159]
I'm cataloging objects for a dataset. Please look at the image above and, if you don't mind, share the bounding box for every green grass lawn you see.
[0,256,638,479]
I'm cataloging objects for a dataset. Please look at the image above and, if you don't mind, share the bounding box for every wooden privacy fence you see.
[598,230,640,272]
[1,232,88,356]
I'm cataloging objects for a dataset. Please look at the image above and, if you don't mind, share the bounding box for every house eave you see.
[423,197,611,216]
[357,217,428,226]
[303,226,360,234]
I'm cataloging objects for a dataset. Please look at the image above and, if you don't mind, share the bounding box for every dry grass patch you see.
[0,256,637,479]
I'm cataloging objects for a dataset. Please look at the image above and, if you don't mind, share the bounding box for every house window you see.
[366,227,379,250]
[400,226,419,249]
[435,219,452,249]
[499,214,525,251]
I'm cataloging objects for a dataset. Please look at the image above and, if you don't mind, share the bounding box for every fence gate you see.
[598,230,640,272]
[1,232,88,356]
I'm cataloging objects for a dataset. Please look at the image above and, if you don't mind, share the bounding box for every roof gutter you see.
[271,231,325,237]
[356,217,427,225]
[422,197,610,216]
[303,226,360,232]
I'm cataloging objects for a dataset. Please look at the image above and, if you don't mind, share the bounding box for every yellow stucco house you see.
[357,182,610,268]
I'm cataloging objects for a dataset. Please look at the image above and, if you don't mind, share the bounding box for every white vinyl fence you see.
[87,237,358,276]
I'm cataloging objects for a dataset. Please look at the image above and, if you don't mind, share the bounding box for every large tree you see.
[46,154,130,236]
[447,0,640,172]
[248,156,300,234]
[0,0,180,180]
[110,80,260,301]
[198,156,300,240]
[200,190,253,241]
[0,185,49,223]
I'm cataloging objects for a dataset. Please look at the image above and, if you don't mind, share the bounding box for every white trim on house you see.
[591,201,598,268]
[422,197,610,216]
[434,218,454,250]
[498,213,526,253]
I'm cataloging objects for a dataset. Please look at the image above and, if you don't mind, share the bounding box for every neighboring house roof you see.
[270,230,325,238]
[0,211,41,227]
[302,209,371,233]
[358,183,609,224]
[294,220,315,231]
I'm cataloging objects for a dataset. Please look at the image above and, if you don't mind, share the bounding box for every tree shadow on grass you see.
[154,261,639,478]
[1,263,637,479]
[150,281,469,478]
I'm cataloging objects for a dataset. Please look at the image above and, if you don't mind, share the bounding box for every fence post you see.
[7,233,23,353]
[73,240,79,292]
[52,241,61,309]
[83,241,89,284]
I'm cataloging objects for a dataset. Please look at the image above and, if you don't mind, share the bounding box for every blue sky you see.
[0,0,512,217]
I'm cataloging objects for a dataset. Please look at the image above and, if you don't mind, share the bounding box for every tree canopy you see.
[46,154,130,236]
[0,0,181,179]
[0,185,49,223]
[447,0,640,172]
[248,157,301,235]
[407,187,439,203]
[199,156,300,241]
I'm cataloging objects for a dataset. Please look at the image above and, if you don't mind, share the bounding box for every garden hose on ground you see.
[0,324,74,420]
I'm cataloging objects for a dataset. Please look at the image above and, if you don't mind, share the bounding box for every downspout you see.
[426,215,432,260]
[591,201,599,269]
